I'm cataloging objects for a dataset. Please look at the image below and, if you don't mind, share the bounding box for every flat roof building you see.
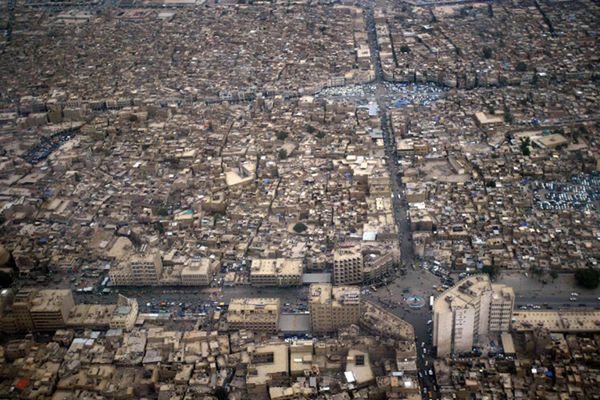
[29,289,75,332]
[110,251,163,286]
[250,258,303,287]
[512,309,600,333]
[333,246,363,285]
[247,343,289,399]
[180,258,215,286]
[227,298,281,333]
[345,349,374,387]
[309,283,360,334]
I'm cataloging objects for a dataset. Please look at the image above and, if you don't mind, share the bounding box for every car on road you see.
[571,292,579,296]
[569,297,577,301]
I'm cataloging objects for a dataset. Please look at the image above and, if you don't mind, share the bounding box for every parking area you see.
[532,174,600,212]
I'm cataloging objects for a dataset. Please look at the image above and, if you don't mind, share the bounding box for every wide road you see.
[515,296,599,308]
[364,4,435,396]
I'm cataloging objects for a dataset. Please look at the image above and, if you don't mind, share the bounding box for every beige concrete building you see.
[473,111,504,128]
[109,251,163,286]
[29,289,75,332]
[11,288,36,332]
[333,246,363,285]
[289,340,315,378]
[67,304,116,330]
[345,349,375,387]
[488,285,515,332]
[227,298,280,332]
[247,343,289,400]
[180,258,215,286]
[130,252,163,285]
[433,275,514,356]
[512,309,600,333]
[1,289,138,333]
[362,250,395,282]
[249,258,303,287]
[109,294,139,331]
[309,283,360,334]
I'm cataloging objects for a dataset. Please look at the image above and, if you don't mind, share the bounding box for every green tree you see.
[530,265,543,276]
[154,221,165,234]
[214,387,228,400]
[293,222,307,233]
[516,62,527,72]
[520,137,531,156]
[278,149,288,160]
[485,180,496,188]
[574,268,600,289]
[276,131,288,141]
[482,263,500,280]
[503,106,513,124]
[156,207,169,216]
[482,46,493,59]
[305,125,316,134]
[549,270,559,280]
[400,45,411,53]
[532,73,539,86]
[316,131,326,139]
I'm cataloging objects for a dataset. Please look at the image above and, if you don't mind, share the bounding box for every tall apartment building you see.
[333,246,363,285]
[332,244,397,285]
[249,258,303,287]
[30,289,75,332]
[309,283,360,334]
[227,298,280,332]
[12,288,36,332]
[131,252,163,285]
[0,288,75,333]
[488,285,515,332]
[180,258,215,286]
[362,249,397,282]
[110,251,163,286]
[433,275,515,356]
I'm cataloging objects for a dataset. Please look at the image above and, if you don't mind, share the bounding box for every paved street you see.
[364,3,438,395]
[497,272,600,307]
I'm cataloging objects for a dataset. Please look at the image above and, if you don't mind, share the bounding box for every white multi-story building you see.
[433,275,514,356]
